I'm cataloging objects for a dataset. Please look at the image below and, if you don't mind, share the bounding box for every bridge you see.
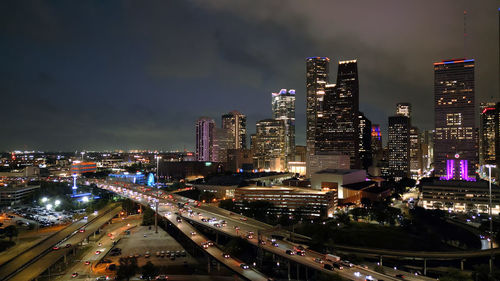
[0,204,122,281]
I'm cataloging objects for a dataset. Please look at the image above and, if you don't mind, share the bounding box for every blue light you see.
[463,59,474,62]
[147,173,155,187]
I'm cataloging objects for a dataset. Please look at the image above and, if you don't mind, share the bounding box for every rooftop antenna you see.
[463,10,467,58]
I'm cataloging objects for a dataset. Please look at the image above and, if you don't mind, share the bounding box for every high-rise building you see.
[306,57,329,156]
[315,60,360,169]
[479,102,497,165]
[371,124,383,164]
[213,128,232,163]
[409,126,423,178]
[272,89,296,168]
[396,103,412,117]
[253,119,286,172]
[222,111,247,150]
[358,112,372,170]
[421,130,434,172]
[388,115,410,179]
[195,117,215,162]
[434,59,477,180]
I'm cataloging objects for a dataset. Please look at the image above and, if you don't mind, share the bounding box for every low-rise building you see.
[234,186,337,217]
[0,185,40,206]
[421,179,500,214]
[340,181,391,205]
[310,169,367,199]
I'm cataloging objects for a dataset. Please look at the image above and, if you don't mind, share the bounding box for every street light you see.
[41,197,48,203]
[55,200,61,206]
[485,164,496,274]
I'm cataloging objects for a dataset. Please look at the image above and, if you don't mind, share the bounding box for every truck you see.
[325,254,341,263]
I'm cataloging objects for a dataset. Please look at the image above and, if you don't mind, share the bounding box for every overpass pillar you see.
[64,253,67,264]
[379,256,383,266]
[287,261,291,280]
[155,201,159,234]
[296,263,299,280]
[423,258,427,276]
[207,256,211,273]
[216,232,219,244]
[461,259,465,271]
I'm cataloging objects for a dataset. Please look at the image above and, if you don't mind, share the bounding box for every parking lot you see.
[3,205,83,228]
[106,225,198,269]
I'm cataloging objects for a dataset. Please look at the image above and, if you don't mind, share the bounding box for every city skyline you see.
[1,1,499,151]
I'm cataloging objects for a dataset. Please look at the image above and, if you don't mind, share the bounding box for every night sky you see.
[1,1,498,151]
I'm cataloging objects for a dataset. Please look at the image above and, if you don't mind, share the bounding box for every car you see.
[323,264,333,271]
[98,242,102,246]
[354,272,361,277]
[156,251,161,257]
[65,243,72,248]
[155,275,168,280]
[332,263,343,270]
[181,250,186,257]
[95,277,108,281]
[134,253,141,258]
[272,242,279,247]
[314,258,323,264]
[52,246,60,250]
[259,239,266,245]
[176,217,182,223]
[360,264,369,269]
[79,228,85,232]
[246,234,253,239]
[72,272,78,278]
[240,263,250,269]
[190,231,196,236]
[201,242,209,249]
[201,218,208,222]
[95,250,101,255]
[296,250,305,256]
[240,217,247,221]
[214,223,221,228]
[395,274,405,279]
[222,253,230,258]
[285,249,295,255]
[365,275,375,280]
[170,255,175,260]
[234,226,240,230]
[145,251,151,258]
[207,241,214,246]
[341,260,353,268]
[85,261,91,265]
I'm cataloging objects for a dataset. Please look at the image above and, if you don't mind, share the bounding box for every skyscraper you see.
[358,112,372,170]
[396,103,412,117]
[409,126,423,178]
[325,60,360,168]
[253,119,286,172]
[480,102,497,165]
[195,117,215,162]
[306,57,329,156]
[421,130,434,172]
[434,59,477,180]
[222,111,247,150]
[272,89,296,168]
[388,115,410,179]
[213,128,232,163]
[371,124,383,164]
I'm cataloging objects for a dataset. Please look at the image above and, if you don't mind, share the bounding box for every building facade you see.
[253,119,286,172]
[409,126,423,178]
[388,115,410,179]
[358,112,372,170]
[306,57,330,156]
[434,59,477,180]
[272,89,296,169]
[222,111,247,150]
[195,117,215,162]
[479,102,497,165]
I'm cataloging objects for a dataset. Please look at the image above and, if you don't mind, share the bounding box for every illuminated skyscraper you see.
[222,111,247,150]
[388,115,410,179]
[421,130,434,172]
[396,103,412,117]
[253,119,286,171]
[371,124,383,161]
[213,128,232,163]
[480,102,497,165]
[272,89,296,168]
[306,57,329,156]
[434,59,477,180]
[195,117,215,162]
[358,112,372,170]
[409,127,423,178]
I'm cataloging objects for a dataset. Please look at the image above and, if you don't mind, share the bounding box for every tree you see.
[142,207,155,226]
[141,261,157,279]
[336,212,351,226]
[360,197,372,208]
[4,225,18,241]
[439,268,472,281]
[122,199,136,214]
[219,199,236,212]
[224,237,247,256]
[117,257,138,281]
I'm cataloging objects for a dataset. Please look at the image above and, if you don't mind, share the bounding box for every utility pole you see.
[155,200,159,234]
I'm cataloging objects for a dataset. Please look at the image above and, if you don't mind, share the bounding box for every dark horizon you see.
[1,1,499,151]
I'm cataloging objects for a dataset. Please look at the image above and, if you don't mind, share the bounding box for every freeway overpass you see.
[90,179,410,281]
[0,204,122,281]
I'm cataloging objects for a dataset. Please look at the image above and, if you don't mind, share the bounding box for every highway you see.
[0,204,119,281]
[92,180,417,281]
[5,205,122,281]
